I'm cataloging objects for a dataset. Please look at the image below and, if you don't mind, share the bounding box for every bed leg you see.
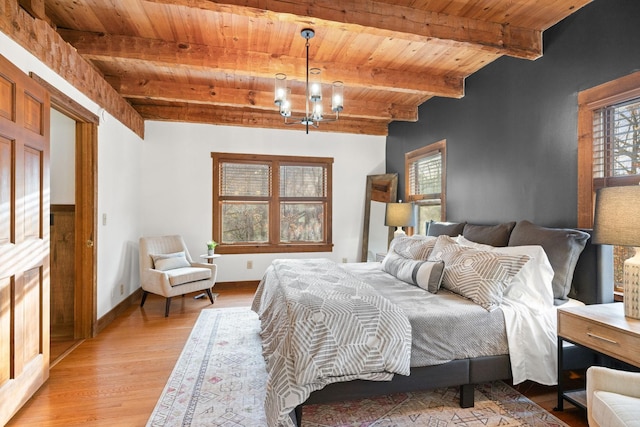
[460,384,475,408]
[291,405,302,427]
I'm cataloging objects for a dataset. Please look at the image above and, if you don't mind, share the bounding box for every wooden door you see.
[0,55,51,424]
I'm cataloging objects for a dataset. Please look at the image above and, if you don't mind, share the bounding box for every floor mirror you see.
[361,173,398,262]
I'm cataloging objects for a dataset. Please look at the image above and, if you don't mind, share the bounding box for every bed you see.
[251,220,614,427]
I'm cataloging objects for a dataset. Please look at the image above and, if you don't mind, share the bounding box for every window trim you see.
[211,152,333,254]
[577,71,640,228]
[404,139,446,234]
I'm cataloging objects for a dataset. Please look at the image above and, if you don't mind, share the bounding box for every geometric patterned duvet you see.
[251,259,412,427]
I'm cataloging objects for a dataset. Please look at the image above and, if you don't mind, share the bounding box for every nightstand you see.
[556,303,640,411]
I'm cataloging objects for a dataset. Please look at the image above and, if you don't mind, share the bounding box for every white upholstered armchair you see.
[587,366,640,427]
[139,235,217,317]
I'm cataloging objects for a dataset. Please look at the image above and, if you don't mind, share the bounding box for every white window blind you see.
[409,151,442,198]
[405,140,446,235]
[592,97,640,189]
[212,152,333,253]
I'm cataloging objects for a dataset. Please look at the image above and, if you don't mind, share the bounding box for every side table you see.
[556,302,640,411]
[194,253,221,299]
[199,253,221,264]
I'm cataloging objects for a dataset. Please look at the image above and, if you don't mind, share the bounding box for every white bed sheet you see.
[496,245,558,385]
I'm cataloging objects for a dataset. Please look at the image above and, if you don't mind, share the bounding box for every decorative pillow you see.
[151,251,191,271]
[457,236,555,307]
[388,234,436,260]
[382,251,445,293]
[426,220,466,237]
[462,222,516,247]
[508,220,589,305]
[429,235,531,311]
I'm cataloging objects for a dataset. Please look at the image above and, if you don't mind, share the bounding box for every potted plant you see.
[206,240,217,256]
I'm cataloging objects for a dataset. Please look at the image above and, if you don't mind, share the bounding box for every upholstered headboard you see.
[569,229,614,305]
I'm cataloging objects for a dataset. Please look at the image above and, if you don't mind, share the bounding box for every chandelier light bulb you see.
[312,102,323,121]
[280,87,292,117]
[332,81,344,113]
[309,68,322,102]
[274,73,287,106]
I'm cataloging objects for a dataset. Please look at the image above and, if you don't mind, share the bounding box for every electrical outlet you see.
[247,260,253,269]
[120,283,124,295]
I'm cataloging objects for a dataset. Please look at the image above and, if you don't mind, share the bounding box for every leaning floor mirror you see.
[361,173,398,262]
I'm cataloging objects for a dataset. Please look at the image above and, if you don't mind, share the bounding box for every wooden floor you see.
[8,288,588,426]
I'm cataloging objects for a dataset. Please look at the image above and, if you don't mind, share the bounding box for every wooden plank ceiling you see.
[39,0,592,135]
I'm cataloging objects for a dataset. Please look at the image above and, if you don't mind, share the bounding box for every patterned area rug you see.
[147,307,568,427]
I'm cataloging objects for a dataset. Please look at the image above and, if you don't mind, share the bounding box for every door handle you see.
[86,239,94,247]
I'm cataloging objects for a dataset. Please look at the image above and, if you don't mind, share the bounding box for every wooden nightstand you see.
[556,303,640,411]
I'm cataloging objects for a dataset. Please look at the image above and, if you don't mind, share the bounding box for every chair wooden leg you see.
[140,291,149,307]
[205,288,215,304]
[165,297,172,317]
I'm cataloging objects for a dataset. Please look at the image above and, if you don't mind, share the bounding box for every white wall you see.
[141,122,387,282]
[50,109,75,204]
[96,116,144,316]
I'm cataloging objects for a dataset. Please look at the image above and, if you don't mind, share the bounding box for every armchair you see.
[586,366,640,427]
[139,235,217,317]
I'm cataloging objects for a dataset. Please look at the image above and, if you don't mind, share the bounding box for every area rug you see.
[147,307,569,427]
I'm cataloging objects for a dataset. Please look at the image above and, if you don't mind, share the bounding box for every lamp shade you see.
[385,202,416,228]
[592,186,640,246]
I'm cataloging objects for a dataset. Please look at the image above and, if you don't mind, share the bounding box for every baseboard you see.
[214,280,260,291]
[95,288,143,335]
[95,281,258,334]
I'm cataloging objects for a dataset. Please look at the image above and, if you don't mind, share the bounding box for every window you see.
[578,71,640,293]
[211,152,333,254]
[405,140,446,235]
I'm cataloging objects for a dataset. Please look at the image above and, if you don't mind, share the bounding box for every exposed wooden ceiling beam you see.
[58,29,465,98]
[132,101,390,135]
[113,78,419,122]
[146,0,542,60]
[0,1,144,138]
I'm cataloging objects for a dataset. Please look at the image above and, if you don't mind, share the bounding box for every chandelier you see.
[273,28,344,134]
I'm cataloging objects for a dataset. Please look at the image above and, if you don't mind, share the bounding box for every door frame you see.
[31,73,98,338]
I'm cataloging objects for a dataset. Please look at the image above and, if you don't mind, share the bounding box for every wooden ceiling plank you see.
[145,0,542,59]
[58,29,465,98]
[115,78,418,121]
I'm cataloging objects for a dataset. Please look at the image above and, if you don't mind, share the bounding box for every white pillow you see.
[151,251,191,271]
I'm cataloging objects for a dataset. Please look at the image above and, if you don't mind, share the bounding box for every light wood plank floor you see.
[8,288,588,426]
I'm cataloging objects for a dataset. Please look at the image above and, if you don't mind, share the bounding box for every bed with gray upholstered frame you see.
[254,221,613,427]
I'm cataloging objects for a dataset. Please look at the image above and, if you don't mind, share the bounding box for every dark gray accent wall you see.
[386,0,640,228]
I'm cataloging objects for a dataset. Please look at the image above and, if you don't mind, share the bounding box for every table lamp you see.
[385,201,416,238]
[592,185,640,319]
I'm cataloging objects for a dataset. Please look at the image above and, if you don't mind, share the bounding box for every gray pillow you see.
[426,220,466,237]
[382,251,445,293]
[508,220,589,305]
[463,222,516,247]
[388,234,436,260]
